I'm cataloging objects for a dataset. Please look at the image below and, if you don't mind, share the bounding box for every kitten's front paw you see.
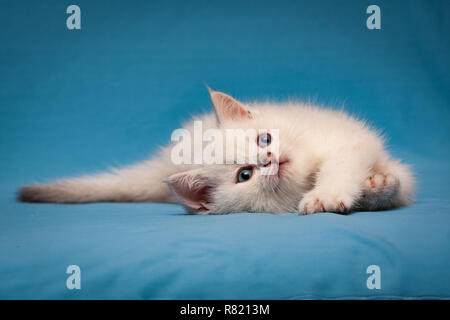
[298,191,353,215]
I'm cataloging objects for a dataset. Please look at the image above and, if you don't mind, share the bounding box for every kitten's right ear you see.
[166,169,215,214]
[207,86,252,123]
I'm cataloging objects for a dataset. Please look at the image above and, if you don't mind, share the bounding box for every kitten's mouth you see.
[263,157,289,177]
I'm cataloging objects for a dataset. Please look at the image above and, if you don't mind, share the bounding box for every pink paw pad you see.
[365,173,399,191]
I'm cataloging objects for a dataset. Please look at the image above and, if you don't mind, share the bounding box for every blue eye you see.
[237,167,253,183]
[258,133,272,147]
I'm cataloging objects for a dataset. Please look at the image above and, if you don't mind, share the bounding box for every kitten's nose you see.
[261,152,273,167]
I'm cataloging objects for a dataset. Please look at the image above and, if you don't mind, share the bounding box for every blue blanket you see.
[0,0,449,299]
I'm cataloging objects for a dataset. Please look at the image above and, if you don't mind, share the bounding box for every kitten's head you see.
[167,89,308,214]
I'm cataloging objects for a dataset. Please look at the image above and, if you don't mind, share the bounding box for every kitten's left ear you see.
[166,169,215,214]
[207,87,252,123]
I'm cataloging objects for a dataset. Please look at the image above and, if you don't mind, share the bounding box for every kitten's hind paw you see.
[358,173,401,211]
[363,173,399,196]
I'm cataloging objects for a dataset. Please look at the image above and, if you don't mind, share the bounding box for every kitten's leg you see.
[357,173,400,210]
[357,161,414,211]
[298,156,369,215]
[297,158,415,215]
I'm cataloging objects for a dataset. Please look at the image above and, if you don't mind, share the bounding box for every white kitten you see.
[18,89,415,215]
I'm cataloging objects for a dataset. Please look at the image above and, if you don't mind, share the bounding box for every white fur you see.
[18,90,415,215]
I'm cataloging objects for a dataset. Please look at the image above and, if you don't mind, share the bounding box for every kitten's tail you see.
[17,159,178,204]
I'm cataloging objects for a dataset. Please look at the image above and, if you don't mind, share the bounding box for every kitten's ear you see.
[166,169,215,214]
[207,87,252,123]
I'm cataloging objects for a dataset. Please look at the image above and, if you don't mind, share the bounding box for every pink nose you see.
[262,152,273,167]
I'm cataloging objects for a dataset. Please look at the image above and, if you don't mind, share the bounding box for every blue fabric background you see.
[0,0,449,299]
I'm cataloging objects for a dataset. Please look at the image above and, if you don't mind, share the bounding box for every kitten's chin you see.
[274,155,290,178]
[278,159,289,177]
